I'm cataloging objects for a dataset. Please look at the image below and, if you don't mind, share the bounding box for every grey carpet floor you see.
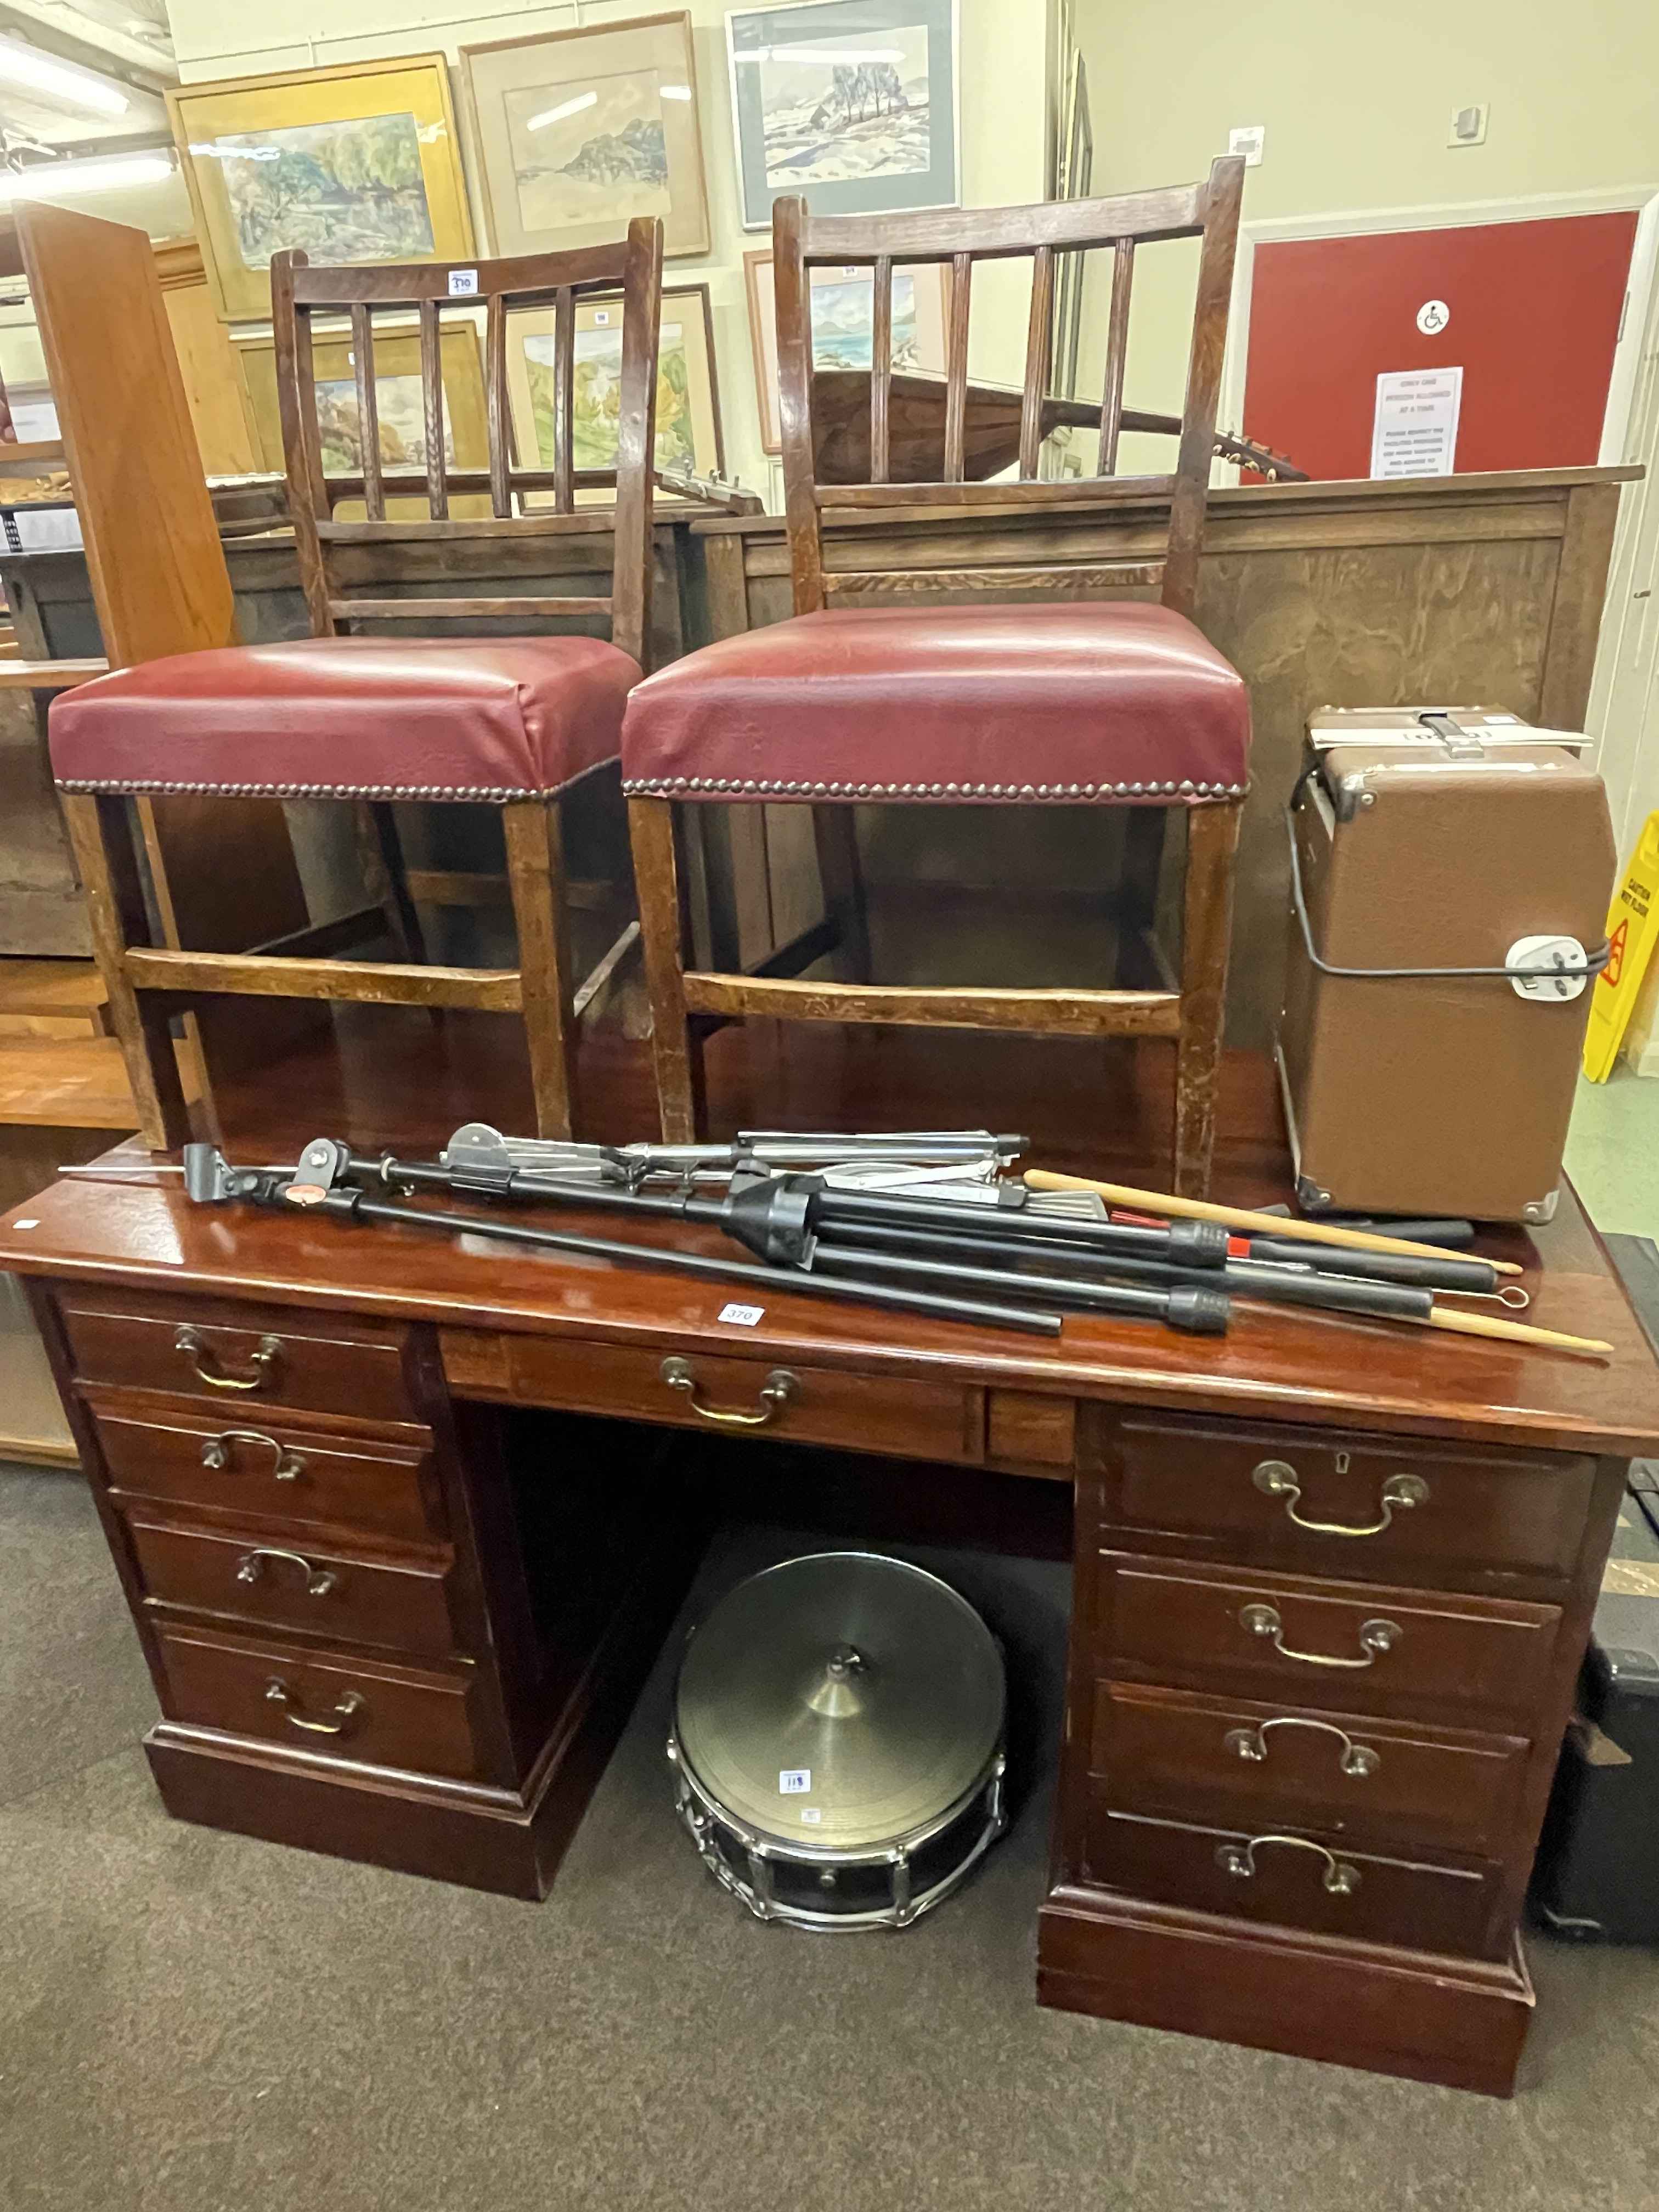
[4,1464,1659,2212]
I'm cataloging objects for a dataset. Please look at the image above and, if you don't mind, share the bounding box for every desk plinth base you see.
[1036,1886,1534,2097]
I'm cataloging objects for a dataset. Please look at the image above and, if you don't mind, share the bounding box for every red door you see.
[1241,212,1638,479]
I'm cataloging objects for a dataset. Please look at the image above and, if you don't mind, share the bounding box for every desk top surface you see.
[4,1023,1656,1460]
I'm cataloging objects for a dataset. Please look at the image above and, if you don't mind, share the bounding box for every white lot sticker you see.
[719,1302,765,1327]
[779,1768,811,1794]
[447,267,480,296]
[799,1808,823,1825]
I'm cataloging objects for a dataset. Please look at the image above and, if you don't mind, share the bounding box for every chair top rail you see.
[798,184,1209,266]
[290,246,633,307]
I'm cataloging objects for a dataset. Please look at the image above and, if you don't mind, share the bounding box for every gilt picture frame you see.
[726,0,960,231]
[233,320,490,520]
[743,246,949,453]
[461,12,711,261]
[505,283,725,499]
[167,54,474,323]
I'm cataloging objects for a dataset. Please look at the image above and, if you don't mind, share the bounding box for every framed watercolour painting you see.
[744,248,948,451]
[168,55,474,323]
[726,0,958,230]
[461,12,710,260]
[506,283,725,492]
[234,322,490,518]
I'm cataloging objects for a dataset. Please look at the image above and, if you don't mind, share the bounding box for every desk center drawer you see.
[441,1329,981,1464]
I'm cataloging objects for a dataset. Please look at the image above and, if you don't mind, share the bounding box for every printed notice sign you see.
[1370,366,1463,479]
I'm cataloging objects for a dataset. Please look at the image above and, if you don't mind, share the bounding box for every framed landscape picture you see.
[506,284,725,495]
[744,247,949,452]
[234,321,490,518]
[168,55,474,323]
[461,12,710,261]
[726,0,959,230]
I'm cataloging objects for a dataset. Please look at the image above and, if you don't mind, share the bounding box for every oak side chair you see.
[623,160,1249,1195]
[50,218,663,1149]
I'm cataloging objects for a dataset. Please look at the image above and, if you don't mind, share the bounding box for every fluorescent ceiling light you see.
[0,32,129,117]
[525,89,597,132]
[735,47,904,64]
[0,150,174,202]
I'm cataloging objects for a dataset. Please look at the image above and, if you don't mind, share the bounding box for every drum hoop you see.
[669,1725,1007,1867]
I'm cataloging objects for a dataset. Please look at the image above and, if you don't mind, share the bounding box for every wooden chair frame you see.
[65,220,664,1150]
[630,161,1246,1193]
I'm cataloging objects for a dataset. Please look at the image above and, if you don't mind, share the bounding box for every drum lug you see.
[890,1849,913,1927]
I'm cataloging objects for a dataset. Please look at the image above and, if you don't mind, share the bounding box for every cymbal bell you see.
[674,1552,1006,1854]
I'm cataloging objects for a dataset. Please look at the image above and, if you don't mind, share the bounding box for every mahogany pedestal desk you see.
[4,1037,1657,2099]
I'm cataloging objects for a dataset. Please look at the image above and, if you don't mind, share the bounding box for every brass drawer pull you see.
[176,1325,282,1393]
[1224,1716,1379,1778]
[659,1355,798,1428]
[1239,1601,1400,1669]
[236,1548,338,1600]
[199,1429,305,1482]
[264,1679,364,1736]
[1216,1833,1360,1895]
[1252,1455,1429,1537]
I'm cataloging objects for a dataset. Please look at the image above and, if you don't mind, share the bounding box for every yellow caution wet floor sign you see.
[1584,810,1659,1082]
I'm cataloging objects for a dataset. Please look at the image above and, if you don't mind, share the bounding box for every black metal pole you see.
[807,1240,1229,1334]
[295,1186,1066,1338]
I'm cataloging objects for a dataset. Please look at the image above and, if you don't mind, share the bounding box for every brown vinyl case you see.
[1277,710,1617,1223]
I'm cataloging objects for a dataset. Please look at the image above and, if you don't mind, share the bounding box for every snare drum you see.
[668,1551,1008,1931]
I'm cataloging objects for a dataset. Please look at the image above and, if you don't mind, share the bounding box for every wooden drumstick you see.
[1418,1306,1611,1357]
[1023,1170,1524,1277]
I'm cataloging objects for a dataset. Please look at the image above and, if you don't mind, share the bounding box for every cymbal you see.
[674,1553,1006,1854]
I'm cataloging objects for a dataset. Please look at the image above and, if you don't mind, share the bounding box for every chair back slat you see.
[943,253,973,483]
[870,255,893,485]
[1018,245,1054,479]
[349,304,385,522]
[1096,238,1136,476]
[416,298,449,521]
[772,159,1244,620]
[269,219,664,661]
[484,291,511,519]
[552,287,577,515]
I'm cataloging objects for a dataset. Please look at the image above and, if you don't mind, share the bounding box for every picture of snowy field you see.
[752,24,930,186]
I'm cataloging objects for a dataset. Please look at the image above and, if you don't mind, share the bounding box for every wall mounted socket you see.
[1449,103,1488,146]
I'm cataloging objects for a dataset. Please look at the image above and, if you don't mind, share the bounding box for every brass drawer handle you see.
[1216,1833,1360,1895]
[1252,1455,1429,1537]
[1224,1716,1380,1778]
[237,1547,338,1600]
[176,1325,282,1393]
[199,1429,305,1482]
[1239,1601,1400,1669]
[264,1679,364,1736]
[659,1355,798,1428]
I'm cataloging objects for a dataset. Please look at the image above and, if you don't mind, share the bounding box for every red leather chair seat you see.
[50,635,641,800]
[622,601,1250,803]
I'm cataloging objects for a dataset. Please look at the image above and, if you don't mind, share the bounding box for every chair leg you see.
[363,800,427,963]
[812,805,872,981]
[1115,808,1168,988]
[61,792,191,1153]
[503,799,578,1142]
[628,795,703,1142]
[1173,799,1243,1200]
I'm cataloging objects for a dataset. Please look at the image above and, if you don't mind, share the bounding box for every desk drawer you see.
[156,1624,479,1781]
[94,1407,442,1547]
[1096,1555,1560,1725]
[443,1330,980,1464]
[1107,1413,1595,1585]
[60,1288,416,1426]
[125,1514,461,1662]
[1090,1681,1529,1857]
[1082,1803,1503,1958]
